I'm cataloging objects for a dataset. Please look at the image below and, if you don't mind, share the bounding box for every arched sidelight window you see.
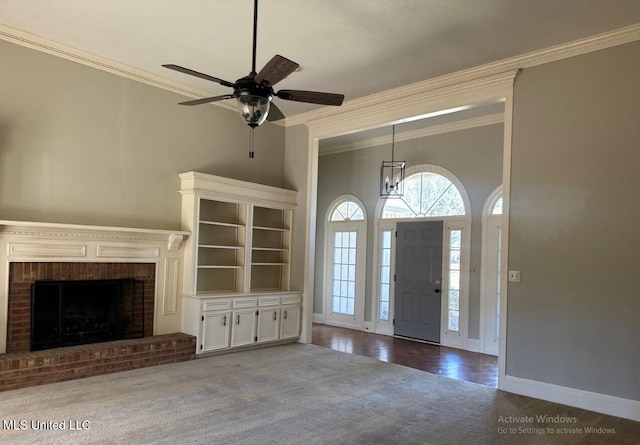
[375,166,470,348]
[324,196,367,329]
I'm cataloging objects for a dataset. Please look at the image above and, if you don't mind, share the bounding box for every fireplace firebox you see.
[30,279,145,351]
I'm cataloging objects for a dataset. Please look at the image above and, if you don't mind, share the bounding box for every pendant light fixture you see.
[380,125,406,198]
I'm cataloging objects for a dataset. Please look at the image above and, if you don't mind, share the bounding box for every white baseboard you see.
[313,313,323,324]
[362,321,373,332]
[502,375,640,422]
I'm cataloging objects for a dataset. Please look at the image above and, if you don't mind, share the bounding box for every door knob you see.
[435,289,440,293]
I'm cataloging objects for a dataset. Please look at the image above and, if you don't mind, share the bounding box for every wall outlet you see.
[508,270,521,282]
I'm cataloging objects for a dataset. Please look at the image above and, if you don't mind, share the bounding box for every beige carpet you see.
[0,343,638,444]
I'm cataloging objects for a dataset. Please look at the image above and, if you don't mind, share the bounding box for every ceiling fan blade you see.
[178,94,234,106]
[266,102,285,122]
[162,64,236,88]
[255,55,299,87]
[276,89,344,106]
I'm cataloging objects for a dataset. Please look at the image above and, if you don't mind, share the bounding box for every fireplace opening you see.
[30,279,145,351]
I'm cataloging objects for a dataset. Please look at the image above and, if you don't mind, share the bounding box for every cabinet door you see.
[201,311,231,352]
[257,308,280,343]
[231,309,257,347]
[280,304,300,339]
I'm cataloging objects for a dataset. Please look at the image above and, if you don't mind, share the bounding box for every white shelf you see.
[198,265,243,269]
[252,225,288,232]
[251,263,288,266]
[199,244,243,250]
[252,247,286,252]
[200,220,244,228]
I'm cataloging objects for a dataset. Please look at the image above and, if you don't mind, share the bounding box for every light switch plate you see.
[508,270,521,282]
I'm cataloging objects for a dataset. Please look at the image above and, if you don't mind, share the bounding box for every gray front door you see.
[394,221,443,342]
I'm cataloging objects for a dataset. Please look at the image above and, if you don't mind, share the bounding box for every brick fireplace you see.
[6,262,156,353]
[0,220,194,391]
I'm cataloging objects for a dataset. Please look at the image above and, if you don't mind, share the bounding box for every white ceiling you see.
[2,0,640,121]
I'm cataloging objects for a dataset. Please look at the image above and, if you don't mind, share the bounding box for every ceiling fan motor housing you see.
[233,75,274,128]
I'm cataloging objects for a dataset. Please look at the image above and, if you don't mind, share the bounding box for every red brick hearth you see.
[6,262,155,353]
[0,333,195,392]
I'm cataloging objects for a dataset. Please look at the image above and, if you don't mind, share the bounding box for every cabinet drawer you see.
[233,298,258,309]
[202,300,232,312]
[258,296,280,307]
[281,294,301,305]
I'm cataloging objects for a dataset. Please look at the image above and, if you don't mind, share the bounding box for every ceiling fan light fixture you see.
[236,94,271,128]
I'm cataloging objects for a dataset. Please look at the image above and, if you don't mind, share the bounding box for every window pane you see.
[382,230,391,248]
[450,230,461,249]
[351,207,364,221]
[448,310,459,331]
[348,247,356,264]
[380,284,389,303]
[449,270,460,290]
[450,250,461,267]
[492,197,503,215]
[348,265,356,282]
[347,297,354,315]
[380,302,389,321]
[349,232,357,247]
[381,266,390,283]
[448,290,460,311]
[382,248,390,266]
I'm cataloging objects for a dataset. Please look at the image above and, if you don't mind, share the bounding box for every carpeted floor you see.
[0,343,638,444]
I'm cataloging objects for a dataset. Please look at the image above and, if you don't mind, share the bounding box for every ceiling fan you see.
[163,0,345,129]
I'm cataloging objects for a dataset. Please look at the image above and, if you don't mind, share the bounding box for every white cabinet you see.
[182,293,301,354]
[231,308,257,347]
[231,298,258,347]
[202,311,231,352]
[280,305,301,340]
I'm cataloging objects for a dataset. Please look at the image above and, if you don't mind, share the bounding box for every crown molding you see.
[179,171,298,208]
[2,22,639,130]
[286,23,640,128]
[320,113,504,156]
[0,24,239,114]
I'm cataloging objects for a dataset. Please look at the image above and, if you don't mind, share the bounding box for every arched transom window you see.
[330,201,365,221]
[382,172,467,218]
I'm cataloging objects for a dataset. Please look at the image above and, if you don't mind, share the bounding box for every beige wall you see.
[0,40,285,230]
[509,40,640,400]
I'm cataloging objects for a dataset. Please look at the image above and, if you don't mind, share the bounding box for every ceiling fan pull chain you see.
[249,128,255,158]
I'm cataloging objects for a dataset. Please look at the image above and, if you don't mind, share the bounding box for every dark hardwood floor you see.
[312,323,498,387]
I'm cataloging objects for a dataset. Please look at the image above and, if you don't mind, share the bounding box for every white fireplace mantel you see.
[0,220,190,353]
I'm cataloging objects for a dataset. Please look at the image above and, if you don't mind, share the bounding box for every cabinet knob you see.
[273,311,277,320]
[223,315,227,326]
[284,310,288,319]
[236,314,240,325]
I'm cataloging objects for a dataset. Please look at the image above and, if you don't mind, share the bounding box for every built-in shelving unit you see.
[180,172,300,354]
[195,199,247,293]
[251,206,291,292]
